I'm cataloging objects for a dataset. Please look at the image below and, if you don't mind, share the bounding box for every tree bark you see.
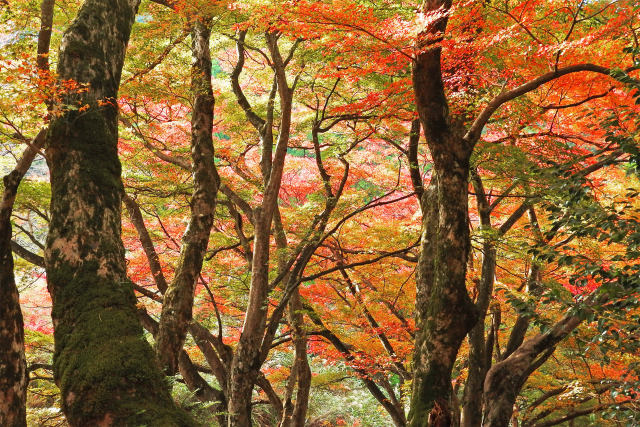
[0,130,46,427]
[409,1,478,424]
[156,18,219,375]
[1,2,53,424]
[44,0,193,424]
[482,315,583,427]
[226,32,294,426]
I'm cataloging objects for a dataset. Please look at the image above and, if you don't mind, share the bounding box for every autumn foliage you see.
[1,0,640,425]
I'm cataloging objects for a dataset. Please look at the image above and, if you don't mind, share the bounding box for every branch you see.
[122,194,169,292]
[465,64,611,144]
[124,27,190,84]
[11,241,44,267]
[541,87,614,110]
[300,241,420,282]
[230,30,266,132]
[407,119,423,200]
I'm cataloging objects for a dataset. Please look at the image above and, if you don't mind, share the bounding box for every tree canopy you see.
[1,0,639,426]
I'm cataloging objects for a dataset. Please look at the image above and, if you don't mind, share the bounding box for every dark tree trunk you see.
[156,18,219,375]
[409,1,478,424]
[44,0,193,424]
[0,130,45,427]
[1,3,53,424]
[0,211,28,427]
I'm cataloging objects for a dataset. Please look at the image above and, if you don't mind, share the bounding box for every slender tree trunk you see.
[462,204,529,427]
[287,291,312,427]
[0,182,28,427]
[125,197,232,424]
[44,1,193,424]
[1,3,54,424]
[156,18,219,375]
[0,130,45,427]
[274,211,310,427]
[227,33,293,426]
[278,291,311,427]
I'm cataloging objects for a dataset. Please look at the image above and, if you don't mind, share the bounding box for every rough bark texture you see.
[409,1,478,424]
[156,19,218,375]
[0,130,45,427]
[44,0,193,424]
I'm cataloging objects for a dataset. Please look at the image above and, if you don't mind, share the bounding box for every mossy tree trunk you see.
[44,0,194,425]
[155,18,219,375]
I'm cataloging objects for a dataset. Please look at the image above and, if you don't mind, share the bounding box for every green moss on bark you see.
[48,255,197,426]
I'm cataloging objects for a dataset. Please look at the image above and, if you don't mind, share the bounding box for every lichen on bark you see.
[155,19,219,375]
[44,0,194,424]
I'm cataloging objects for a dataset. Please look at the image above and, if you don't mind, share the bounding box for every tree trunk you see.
[226,33,293,426]
[274,211,311,427]
[156,18,219,375]
[0,130,45,427]
[482,315,582,427]
[461,174,529,427]
[409,4,479,423]
[0,191,28,427]
[409,165,477,426]
[278,290,311,427]
[1,3,53,424]
[44,0,193,424]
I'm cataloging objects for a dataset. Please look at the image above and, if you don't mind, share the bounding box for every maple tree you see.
[1,0,640,426]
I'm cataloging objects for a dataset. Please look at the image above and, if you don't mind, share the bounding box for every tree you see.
[1,1,52,424]
[409,0,639,424]
[2,0,640,425]
[43,0,193,424]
